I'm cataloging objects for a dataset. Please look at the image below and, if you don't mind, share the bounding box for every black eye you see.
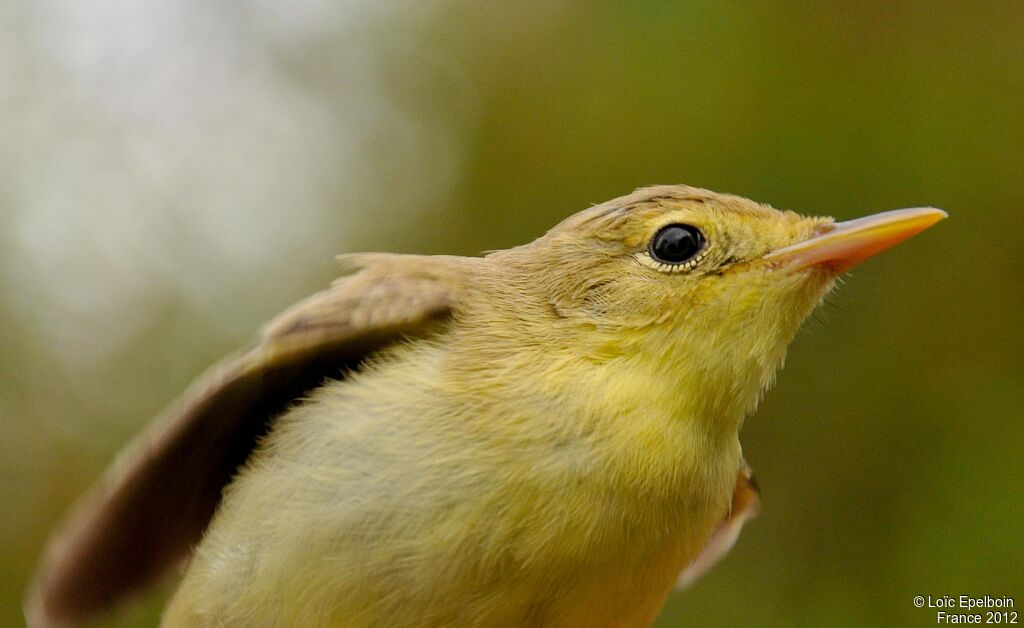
[649,224,706,265]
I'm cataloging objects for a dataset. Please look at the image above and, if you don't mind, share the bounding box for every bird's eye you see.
[649,224,706,265]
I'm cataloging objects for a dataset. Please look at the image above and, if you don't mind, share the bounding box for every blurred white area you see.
[1,0,476,370]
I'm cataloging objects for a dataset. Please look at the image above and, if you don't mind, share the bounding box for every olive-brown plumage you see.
[27,185,944,627]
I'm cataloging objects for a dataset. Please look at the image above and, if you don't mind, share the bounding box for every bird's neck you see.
[613,324,789,440]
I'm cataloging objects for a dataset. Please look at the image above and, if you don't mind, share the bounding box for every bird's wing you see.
[27,253,463,627]
[675,460,761,589]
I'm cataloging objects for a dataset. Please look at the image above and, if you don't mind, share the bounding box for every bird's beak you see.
[764,207,947,272]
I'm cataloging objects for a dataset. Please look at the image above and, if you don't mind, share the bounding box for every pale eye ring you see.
[648,224,706,265]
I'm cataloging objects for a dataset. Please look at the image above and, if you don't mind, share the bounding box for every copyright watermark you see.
[912,595,1017,624]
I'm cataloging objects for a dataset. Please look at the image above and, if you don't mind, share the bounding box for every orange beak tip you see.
[765,206,947,272]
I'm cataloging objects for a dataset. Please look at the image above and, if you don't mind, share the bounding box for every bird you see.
[26,185,945,627]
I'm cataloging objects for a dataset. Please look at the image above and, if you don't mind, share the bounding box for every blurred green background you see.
[2,1,1021,626]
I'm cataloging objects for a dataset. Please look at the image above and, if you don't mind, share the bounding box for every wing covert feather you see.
[27,254,461,627]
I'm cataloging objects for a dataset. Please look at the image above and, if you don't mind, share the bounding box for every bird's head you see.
[496,185,945,426]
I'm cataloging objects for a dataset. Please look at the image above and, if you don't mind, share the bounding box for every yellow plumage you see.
[28,185,944,627]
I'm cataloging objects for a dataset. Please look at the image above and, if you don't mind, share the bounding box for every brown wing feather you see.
[27,254,460,627]
[675,460,761,589]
